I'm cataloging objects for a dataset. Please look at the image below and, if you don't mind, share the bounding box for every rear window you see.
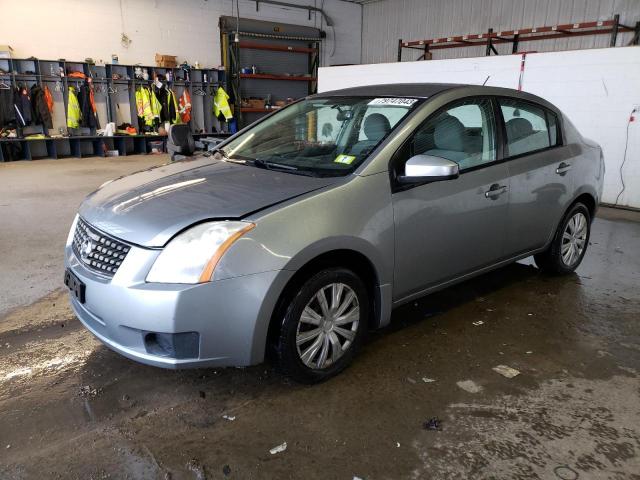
[499,99,560,157]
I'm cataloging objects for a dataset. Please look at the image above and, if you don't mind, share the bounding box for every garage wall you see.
[0,0,361,67]
[318,47,640,209]
[362,0,640,64]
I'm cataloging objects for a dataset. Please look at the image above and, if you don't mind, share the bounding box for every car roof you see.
[313,83,560,114]
[314,83,463,98]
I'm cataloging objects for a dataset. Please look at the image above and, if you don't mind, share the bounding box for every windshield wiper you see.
[253,159,319,177]
[214,148,247,164]
[254,159,298,171]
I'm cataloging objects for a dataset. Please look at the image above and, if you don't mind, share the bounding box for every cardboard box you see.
[0,44,13,59]
[155,54,177,68]
[247,98,265,109]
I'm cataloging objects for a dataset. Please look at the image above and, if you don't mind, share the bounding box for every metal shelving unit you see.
[397,15,640,61]
[220,16,323,128]
[0,56,227,161]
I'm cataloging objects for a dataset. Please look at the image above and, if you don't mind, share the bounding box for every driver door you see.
[391,97,510,301]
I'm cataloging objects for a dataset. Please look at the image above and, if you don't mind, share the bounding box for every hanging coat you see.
[67,86,81,128]
[135,87,156,127]
[43,85,54,114]
[78,81,99,129]
[213,86,233,121]
[153,85,178,124]
[14,87,32,126]
[178,89,192,123]
[150,87,162,123]
[30,85,53,129]
[0,88,16,128]
[167,89,180,124]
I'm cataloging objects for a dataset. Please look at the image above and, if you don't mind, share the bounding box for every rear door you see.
[497,98,575,255]
[391,97,510,301]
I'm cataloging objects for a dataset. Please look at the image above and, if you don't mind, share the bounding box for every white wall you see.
[0,0,361,68]
[318,46,640,208]
[362,0,640,64]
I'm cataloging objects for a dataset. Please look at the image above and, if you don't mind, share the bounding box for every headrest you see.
[363,113,391,141]
[506,117,533,140]
[434,115,466,151]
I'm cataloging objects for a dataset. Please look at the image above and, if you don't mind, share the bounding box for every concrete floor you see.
[1,156,639,479]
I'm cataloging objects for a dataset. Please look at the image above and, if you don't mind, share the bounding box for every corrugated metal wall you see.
[361,0,640,64]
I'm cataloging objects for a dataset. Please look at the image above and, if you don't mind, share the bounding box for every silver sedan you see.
[64,84,603,383]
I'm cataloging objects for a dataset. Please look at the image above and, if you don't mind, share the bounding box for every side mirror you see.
[397,154,459,184]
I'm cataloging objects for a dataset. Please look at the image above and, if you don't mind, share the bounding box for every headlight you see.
[146,221,255,284]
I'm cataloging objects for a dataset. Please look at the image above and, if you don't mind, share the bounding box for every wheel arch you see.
[265,247,386,358]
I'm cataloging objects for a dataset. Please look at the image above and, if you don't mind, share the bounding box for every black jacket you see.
[79,82,99,129]
[0,88,15,128]
[153,85,177,123]
[14,87,32,126]
[30,85,53,129]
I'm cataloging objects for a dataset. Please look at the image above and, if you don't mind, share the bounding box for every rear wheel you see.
[534,202,591,274]
[275,268,368,384]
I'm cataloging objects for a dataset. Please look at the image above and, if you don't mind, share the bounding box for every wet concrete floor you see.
[1,158,639,479]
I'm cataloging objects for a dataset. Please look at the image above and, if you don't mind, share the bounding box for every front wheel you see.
[534,202,591,274]
[275,268,369,384]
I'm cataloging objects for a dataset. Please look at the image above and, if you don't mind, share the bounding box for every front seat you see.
[426,116,471,166]
[350,113,391,156]
[167,124,196,162]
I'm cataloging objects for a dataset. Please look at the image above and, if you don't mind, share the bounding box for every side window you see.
[409,98,496,170]
[499,98,558,157]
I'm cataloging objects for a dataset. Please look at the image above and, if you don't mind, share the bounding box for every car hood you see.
[79,156,338,247]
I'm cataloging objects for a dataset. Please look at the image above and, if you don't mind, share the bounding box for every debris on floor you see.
[186,459,206,480]
[222,464,231,477]
[422,377,436,383]
[406,377,417,384]
[423,417,442,431]
[493,365,521,378]
[553,465,579,480]
[222,414,236,421]
[456,380,483,393]
[78,385,102,398]
[269,442,287,455]
[472,320,484,326]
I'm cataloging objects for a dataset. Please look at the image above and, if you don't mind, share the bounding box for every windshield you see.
[221,96,421,176]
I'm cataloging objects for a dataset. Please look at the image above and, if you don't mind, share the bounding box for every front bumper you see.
[65,242,292,368]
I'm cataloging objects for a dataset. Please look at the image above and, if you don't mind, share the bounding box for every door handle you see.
[484,184,508,199]
[556,162,572,175]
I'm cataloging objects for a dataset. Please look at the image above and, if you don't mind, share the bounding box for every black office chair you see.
[167,124,195,161]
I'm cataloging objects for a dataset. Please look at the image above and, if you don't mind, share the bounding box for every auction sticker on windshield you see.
[334,154,356,165]
[368,98,418,106]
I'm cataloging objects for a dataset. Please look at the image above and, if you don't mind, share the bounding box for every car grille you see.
[72,217,131,277]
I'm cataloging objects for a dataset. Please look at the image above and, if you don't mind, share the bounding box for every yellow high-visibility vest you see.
[167,89,180,124]
[67,86,81,128]
[213,87,233,121]
[135,87,155,126]
[150,88,162,121]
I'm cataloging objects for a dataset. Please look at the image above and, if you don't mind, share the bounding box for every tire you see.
[275,267,369,384]
[534,202,591,274]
